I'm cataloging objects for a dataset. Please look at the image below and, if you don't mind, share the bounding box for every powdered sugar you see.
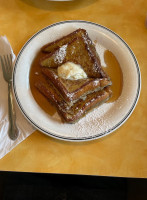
[51,92,132,139]
[54,44,67,64]
[52,102,115,138]
[73,104,113,138]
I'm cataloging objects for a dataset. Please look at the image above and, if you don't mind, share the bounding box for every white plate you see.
[13,20,141,141]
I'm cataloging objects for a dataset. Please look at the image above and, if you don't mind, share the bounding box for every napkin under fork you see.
[0,36,35,159]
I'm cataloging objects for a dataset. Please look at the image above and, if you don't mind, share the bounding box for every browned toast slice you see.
[35,80,112,123]
[42,67,112,103]
[40,36,107,78]
[42,28,91,53]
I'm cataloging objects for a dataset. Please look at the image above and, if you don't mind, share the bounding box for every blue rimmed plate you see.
[13,20,141,141]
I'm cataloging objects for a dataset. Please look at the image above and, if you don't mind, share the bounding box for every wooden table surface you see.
[0,0,147,178]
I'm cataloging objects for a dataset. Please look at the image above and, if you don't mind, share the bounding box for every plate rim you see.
[13,20,141,141]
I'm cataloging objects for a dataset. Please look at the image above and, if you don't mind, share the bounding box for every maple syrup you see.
[29,51,56,116]
[102,50,123,102]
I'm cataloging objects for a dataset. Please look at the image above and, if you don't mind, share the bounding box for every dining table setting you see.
[0,0,147,179]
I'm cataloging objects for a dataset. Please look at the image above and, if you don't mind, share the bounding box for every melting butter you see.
[57,62,87,80]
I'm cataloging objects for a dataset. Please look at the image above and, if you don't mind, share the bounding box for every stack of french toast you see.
[35,29,112,123]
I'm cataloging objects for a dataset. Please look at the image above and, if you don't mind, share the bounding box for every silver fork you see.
[0,54,19,140]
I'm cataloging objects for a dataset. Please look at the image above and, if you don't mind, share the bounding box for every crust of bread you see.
[41,29,89,53]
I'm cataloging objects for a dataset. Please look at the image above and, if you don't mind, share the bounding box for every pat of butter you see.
[57,62,87,80]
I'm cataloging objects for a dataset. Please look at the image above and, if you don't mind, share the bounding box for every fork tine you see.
[3,55,7,71]
[9,54,13,72]
[0,55,7,80]
[0,54,13,82]
[4,55,9,73]
[7,54,10,66]
[0,55,6,72]
[0,56,2,66]
[9,54,12,67]
[7,54,12,73]
[0,55,4,68]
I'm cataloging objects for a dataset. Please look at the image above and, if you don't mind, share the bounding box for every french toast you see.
[42,28,104,76]
[42,67,111,104]
[33,28,112,123]
[42,28,88,53]
[35,80,112,123]
[40,35,108,79]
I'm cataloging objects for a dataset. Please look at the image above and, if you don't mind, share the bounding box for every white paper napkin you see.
[0,36,35,159]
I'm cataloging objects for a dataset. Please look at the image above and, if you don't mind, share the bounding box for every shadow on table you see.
[0,171,147,200]
[20,0,98,11]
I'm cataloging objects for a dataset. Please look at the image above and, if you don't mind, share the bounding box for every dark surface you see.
[0,171,146,200]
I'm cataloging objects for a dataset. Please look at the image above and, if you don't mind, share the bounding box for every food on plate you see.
[34,28,112,123]
[35,80,112,123]
[40,31,107,79]
[41,67,111,105]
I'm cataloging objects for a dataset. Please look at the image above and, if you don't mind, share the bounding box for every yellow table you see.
[0,0,147,178]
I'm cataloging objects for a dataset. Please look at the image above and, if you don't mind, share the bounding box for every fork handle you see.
[8,82,19,140]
